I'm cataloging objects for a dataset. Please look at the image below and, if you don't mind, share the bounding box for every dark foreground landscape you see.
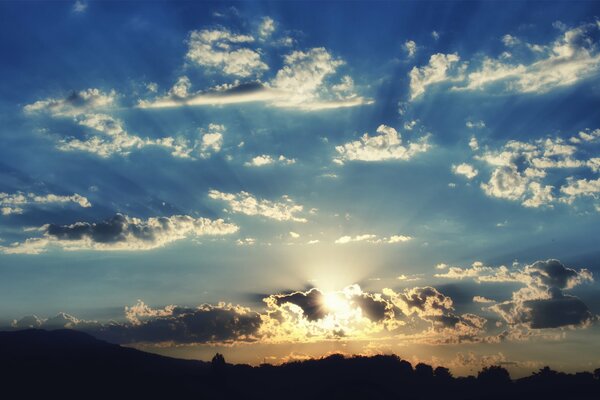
[1,329,599,399]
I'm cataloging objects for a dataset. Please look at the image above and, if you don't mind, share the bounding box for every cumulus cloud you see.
[457,133,600,209]
[24,89,116,117]
[8,284,496,345]
[186,28,268,77]
[334,234,411,244]
[334,124,430,163]
[208,190,307,222]
[244,154,296,167]
[0,191,91,216]
[409,53,462,100]
[198,123,225,158]
[452,163,478,179]
[404,40,417,58]
[436,259,594,330]
[258,16,275,39]
[0,213,238,254]
[139,47,371,111]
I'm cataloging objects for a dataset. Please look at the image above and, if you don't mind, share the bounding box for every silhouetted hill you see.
[1,329,599,399]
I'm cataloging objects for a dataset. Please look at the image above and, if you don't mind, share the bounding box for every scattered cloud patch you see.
[208,190,307,222]
[186,28,267,77]
[452,163,478,179]
[245,154,296,167]
[334,124,430,163]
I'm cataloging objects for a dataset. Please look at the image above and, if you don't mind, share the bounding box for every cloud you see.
[436,259,594,330]
[24,88,116,117]
[199,123,225,158]
[459,23,600,93]
[458,133,600,209]
[186,28,267,77]
[9,284,496,345]
[409,53,462,100]
[139,47,372,111]
[334,124,430,163]
[466,120,486,129]
[72,1,87,13]
[473,296,496,304]
[411,22,600,98]
[0,213,238,254]
[404,40,417,58]
[334,234,411,244]
[208,190,307,222]
[258,17,275,39]
[452,163,478,179]
[0,191,91,216]
[57,113,197,158]
[244,154,296,167]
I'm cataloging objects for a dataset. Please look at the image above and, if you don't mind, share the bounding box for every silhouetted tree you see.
[594,367,600,380]
[211,353,226,372]
[398,359,413,378]
[415,363,434,381]
[434,366,453,381]
[478,365,511,385]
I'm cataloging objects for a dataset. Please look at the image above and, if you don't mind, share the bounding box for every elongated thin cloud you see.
[208,190,307,222]
[0,213,238,254]
[1,191,91,216]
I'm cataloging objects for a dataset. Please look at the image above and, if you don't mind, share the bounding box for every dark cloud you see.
[271,288,326,321]
[351,293,390,321]
[526,259,591,290]
[97,305,262,344]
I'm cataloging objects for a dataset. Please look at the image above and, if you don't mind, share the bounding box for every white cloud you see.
[466,134,600,209]
[24,88,116,117]
[469,136,480,151]
[560,177,600,203]
[1,214,238,254]
[460,23,600,94]
[334,124,430,163]
[245,154,296,167]
[409,23,600,98]
[199,124,224,158]
[502,34,520,47]
[404,40,417,58]
[409,53,461,100]
[0,192,91,216]
[57,113,196,159]
[186,28,267,77]
[258,17,275,38]
[72,1,87,13]
[452,163,478,179]
[334,234,411,244]
[138,48,372,111]
[208,190,307,222]
[473,296,495,304]
[466,120,485,129]
[289,231,300,239]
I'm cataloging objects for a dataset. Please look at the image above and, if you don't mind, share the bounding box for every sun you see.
[323,292,352,315]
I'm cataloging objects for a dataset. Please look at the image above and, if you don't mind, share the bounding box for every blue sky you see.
[1,1,600,375]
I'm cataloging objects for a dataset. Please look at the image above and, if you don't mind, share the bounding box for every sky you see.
[1,0,600,377]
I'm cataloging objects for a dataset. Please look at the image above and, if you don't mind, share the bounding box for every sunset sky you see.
[1,1,600,377]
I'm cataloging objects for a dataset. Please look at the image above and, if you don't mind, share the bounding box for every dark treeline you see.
[1,329,599,399]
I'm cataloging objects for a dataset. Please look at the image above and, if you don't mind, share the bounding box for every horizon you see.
[1,0,600,380]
